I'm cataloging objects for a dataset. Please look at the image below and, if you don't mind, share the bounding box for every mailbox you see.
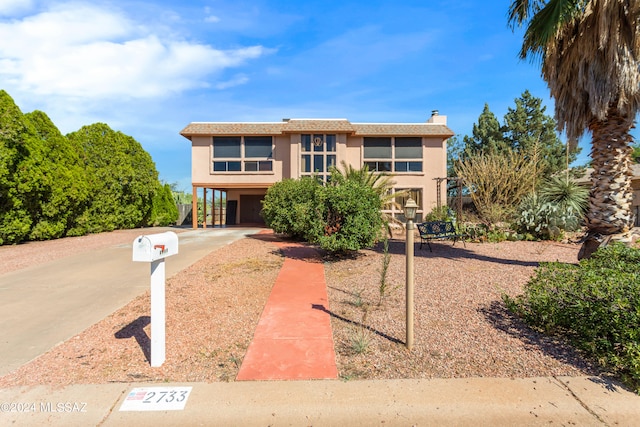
[132,231,179,262]
[131,230,179,367]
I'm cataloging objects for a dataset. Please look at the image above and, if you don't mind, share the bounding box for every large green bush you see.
[316,179,383,252]
[261,177,324,240]
[0,90,178,244]
[67,123,163,234]
[261,174,383,253]
[0,92,90,244]
[504,243,640,392]
[150,183,179,226]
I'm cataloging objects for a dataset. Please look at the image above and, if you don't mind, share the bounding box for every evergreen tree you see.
[0,90,32,244]
[67,123,160,233]
[503,90,578,181]
[150,183,179,226]
[0,90,178,244]
[463,104,507,156]
[23,111,90,239]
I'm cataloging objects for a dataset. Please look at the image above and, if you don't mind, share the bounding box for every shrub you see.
[424,206,455,222]
[504,243,640,393]
[315,179,383,252]
[150,183,179,226]
[261,177,324,240]
[455,149,536,224]
[515,193,582,240]
[262,174,383,253]
[514,177,587,240]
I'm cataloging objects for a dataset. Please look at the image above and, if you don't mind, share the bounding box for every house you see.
[180,112,454,228]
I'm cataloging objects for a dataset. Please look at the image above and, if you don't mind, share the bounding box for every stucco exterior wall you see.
[182,117,454,226]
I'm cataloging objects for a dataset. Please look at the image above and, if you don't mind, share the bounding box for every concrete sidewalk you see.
[1,376,639,426]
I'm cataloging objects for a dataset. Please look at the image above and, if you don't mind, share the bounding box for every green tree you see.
[0,90,32,244]
[23,111,89,239]
[150,183,179,226]
[503,90,579,183]
[509,0,640,258]
[463,104,508,156]
[67,123,160,233]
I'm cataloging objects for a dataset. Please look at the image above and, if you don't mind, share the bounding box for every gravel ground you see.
[0,230,601,386]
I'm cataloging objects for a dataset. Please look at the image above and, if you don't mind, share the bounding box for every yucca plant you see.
[538,175,588,215]
[515,176,588,240]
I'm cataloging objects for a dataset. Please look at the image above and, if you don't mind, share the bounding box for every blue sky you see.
[1,0,595,191]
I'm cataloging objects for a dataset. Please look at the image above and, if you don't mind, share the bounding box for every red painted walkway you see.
[236,239,338,381]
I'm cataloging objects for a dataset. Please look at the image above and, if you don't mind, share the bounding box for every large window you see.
[212,136,273,172]
[364,137,422,173]
[301,134,336,181]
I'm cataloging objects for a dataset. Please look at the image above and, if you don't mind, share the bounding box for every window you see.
[394,188,423,222]
[301,134,336,181]
[364,161,392,172]
[395,137,422,158]
[245,136,273,158]
[212,136,273,172]
[363,137,423,173]
[213,137,241,158]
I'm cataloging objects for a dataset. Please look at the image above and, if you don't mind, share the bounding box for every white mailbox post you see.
[132,231,179,367]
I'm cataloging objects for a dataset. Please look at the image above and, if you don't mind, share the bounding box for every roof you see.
[179,122,285,136]
[352,123,454,137]
[576,164,640,183]
[281,119,354,133]
[180,118,454,139]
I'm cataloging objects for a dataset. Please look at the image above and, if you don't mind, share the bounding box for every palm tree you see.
[509,0,640,258]
[330,161,407,236]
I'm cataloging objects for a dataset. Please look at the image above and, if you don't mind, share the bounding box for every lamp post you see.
[404,197,418,350]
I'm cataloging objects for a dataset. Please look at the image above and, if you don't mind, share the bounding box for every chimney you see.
[427,110,446,124]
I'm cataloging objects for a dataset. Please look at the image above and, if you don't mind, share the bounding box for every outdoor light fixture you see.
[404,198,418,222]
[404,197,418,350]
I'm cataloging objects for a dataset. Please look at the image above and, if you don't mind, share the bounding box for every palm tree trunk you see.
[579,108,635,259]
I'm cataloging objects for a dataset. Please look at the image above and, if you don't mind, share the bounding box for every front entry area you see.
[191,185,270,228]
[240,195,265,224]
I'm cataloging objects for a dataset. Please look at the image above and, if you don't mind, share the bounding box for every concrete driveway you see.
[0,227,261,377]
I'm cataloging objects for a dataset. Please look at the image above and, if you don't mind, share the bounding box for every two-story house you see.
[180,112,454,228]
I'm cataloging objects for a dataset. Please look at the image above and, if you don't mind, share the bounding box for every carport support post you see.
[150,259,166,367]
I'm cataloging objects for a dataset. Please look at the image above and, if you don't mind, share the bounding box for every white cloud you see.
[0,2,271,100]
[215,74,249,89]
[204,15,220,23]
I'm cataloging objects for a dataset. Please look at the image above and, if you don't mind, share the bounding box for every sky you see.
[0,0,599,191]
